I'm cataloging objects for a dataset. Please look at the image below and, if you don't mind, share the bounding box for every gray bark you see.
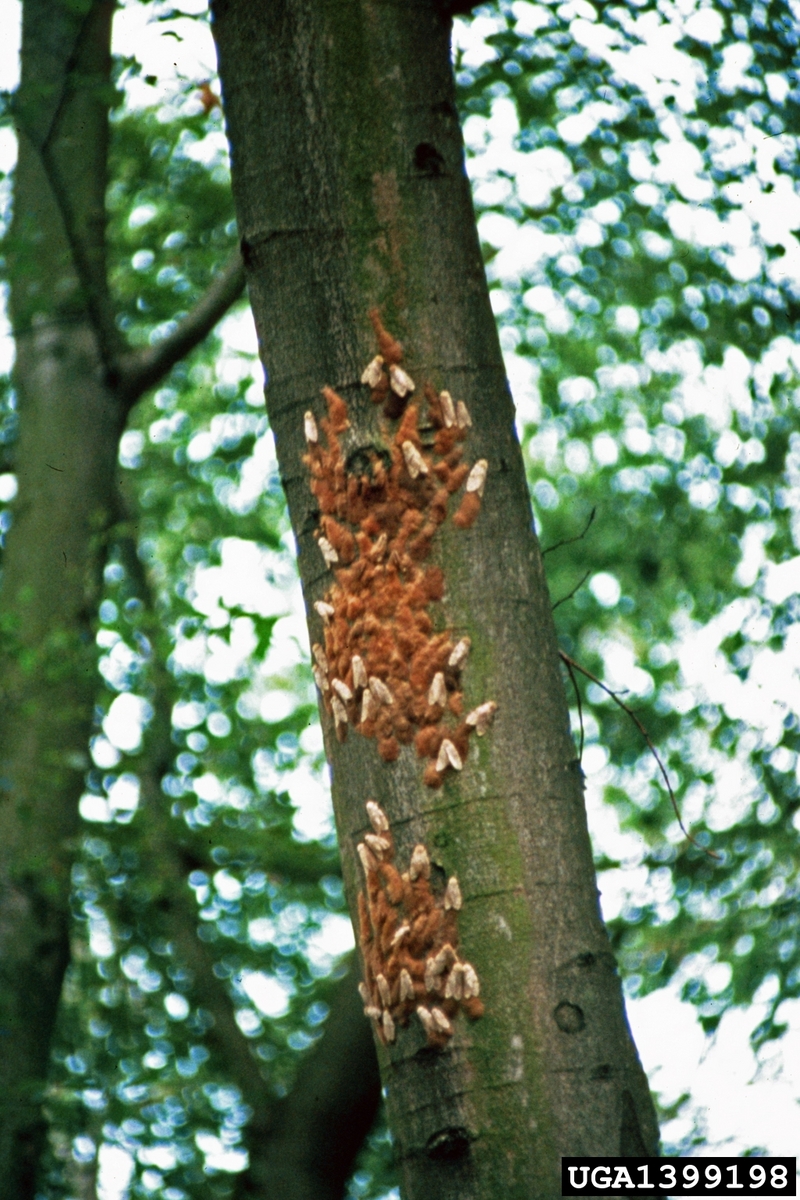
[211,1,659,1197]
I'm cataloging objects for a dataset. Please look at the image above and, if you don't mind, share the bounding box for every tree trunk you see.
[0,4,123,1191]
[0,4,245,1191]
[211,2,659,1197]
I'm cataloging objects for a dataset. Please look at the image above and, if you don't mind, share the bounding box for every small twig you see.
[562,654,585,761]
[116,251,247,409]
[552,569,591,611]
[558,649,719,860]
[543,507,596,557]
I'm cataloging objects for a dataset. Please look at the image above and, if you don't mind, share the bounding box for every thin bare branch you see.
[115,251,247,409]
[561,654,585,762]
[542,506,596,557]
[558,650,719,859]
[552,568,591,611]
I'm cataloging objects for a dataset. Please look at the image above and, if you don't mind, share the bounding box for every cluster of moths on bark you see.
[356,800,483,1046]
[302,312,496,787]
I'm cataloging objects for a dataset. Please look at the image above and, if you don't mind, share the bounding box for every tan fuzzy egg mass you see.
[302,316,497,785]
[355,801,483,1048]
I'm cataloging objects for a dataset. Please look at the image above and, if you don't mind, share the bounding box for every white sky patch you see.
[305,913,356,974]
[629,987,800,1158]
[677,597,800,750]
[239,970,291,1018]
[589,572,621,608]
[112,0,217,113]
[96,1143,135,1200]
[190,537,295,626]
[103,693,152,753]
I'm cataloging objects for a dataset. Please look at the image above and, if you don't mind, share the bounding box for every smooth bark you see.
[211,2,659,1197]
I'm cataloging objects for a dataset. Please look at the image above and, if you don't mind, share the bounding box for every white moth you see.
[314,600,335,622]
[364,1005,382,1021]
[318,536,339,566]
[448,637,470,668]
[465,458,488,498]
[312,643,329,672]
[465,700,497,736]
[366,799,389,832]
[439,390,456,428]
[433,943,457,973]
[361,355,385,388]
[364,833,390,858]
[445,962,464,1001]
[360,688,376,724]
[382,1009,396,1043]
[352,655,368,690]
[357,841,378,874]
[368,676,393,706]
[462,962,480,998]
[312,665,329,694]
[399,968,415,1002]
[331,695,348,727]
[389,363,415,397]
[416,1005,436,1035]
[444,875,462,911]
[431,1007,453,1034]
[401,440,429,479]
[408,843,431,882]
[358,982,370,1004]
[304,410,318,443]
[424,957,438,994]
[427,671,447,707]
[392,924,410,947]
[436,738,463,772]
[331,678,353,703]
[376,973,391,1007]
[456,399,472,429]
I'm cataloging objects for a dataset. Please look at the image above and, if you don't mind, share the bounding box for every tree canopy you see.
[0,0,799,1195]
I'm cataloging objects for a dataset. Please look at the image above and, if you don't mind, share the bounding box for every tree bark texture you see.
[211,2,659,1198]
